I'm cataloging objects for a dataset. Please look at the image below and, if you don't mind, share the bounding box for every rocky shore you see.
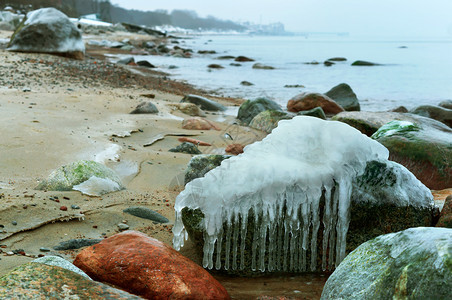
[0,7,451,300]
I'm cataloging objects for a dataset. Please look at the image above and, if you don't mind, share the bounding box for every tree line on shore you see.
[0,0,246,31]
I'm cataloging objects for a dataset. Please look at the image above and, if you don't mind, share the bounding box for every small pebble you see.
[117,223,130,231]
[60,206,68,211]
[39,247,51,252]
[71,205,80,209]
[12,221,17,226]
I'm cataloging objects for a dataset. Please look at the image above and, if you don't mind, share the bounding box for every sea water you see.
[135,34,452,111]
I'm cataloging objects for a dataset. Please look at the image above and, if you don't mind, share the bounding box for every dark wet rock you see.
[304,61,320,65]
[208,63,224,69]
[117,56,134,65]
[237,97,282,125]
[217,55,235,60]
[240,81,254,86]
[7,8,84,59]
[53,238,102,250]
[287,92,344,115]
[230,63,242,67]
[323,61,335,67]
[37,160,123,192]
[297,107,326,120]
[181,158,435,275]
[136,60,155,68]
[73,231,230,299]
[33,256,91,279]
[198,50,216,54]
[437,195,452,228]
[351,60,381,66]
[252,63,275,70]
[325,83,360,111]
[184,154,231,185]
[0,262,141,299]
[321,227,452,300]
[439,100,452,109]
[249,110,294,133]
[284,84,305,88]
[371,119,452,190]
[235,56,255,62]
[169,142,202,155]
[410,105,452,127]
[327,57,347,61]
[181,94,226,111]
[123,206,169,223]
[130,101,159,114]
[390,106,409,113]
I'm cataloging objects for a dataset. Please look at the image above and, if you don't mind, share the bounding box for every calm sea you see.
[137,34,452,111]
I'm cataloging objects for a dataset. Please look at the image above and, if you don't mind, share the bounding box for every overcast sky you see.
[110,0,452,37]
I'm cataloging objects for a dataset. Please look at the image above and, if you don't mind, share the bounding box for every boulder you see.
[225,144,245,155]
[169,103,206,117]
[287,92,344,115]
[436,194,452,228]
[372,119,452,190]
[237,97,282,125]
[410,105,452,127]
[175,117,434,275]
[180,94,226,111]
[297,107,326,120]
[169,142,202,154]
[235,56,255,62]
[325,83,360,111]
[37,160,124,193]
[130,101,159,114]
[7,8,84,59]
[321,227,452,300]
[0,263,141,299]
[439,100,452,109]
[249,110,294,133]
[351,60,380,66]
[182,117,221,131]
[252,63,275,70]
[73,231,230,299]
[184,154,231,185]
[136,60,156,68]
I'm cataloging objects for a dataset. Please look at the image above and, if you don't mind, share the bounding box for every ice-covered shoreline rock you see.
[7,8,85,59]
[173,116,394,273]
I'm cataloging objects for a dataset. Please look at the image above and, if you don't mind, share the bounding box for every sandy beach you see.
[0,28,266,277]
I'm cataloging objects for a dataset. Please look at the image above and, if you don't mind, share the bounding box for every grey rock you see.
[252,63,275,70]
[297,107,326,119]
[180,94,226,111]
[240,81,254,86]
[117,223,130,230]
[325,83,360,111]
[438,100,452,109]
[33,255,91,279]
[117,56,134,65]
[321,227,452,300]
[351,60,381,66]
[130,101,159,114]
[184,154,231,185]
[237,97,282,125]
[169,142,202,155]
[410,104,452,127]
[53,238,102,250]
[123,206,169,223]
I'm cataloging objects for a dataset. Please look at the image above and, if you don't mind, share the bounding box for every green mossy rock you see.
[325,83,360,111]
[169,142,202,155]
[249,110,294,133]
[180,160,434,276]
[184,154,231,185]
[297,107,326,120]
[0,262,142,299]
[237,97,282,125]
[371,119,452,190]
[321,227,452,300]
[37,160,123,191]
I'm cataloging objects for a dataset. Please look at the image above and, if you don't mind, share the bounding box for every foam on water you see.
[173,116,389,271]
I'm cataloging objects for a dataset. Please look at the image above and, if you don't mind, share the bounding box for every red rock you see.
[73,231,230,300]
[436,194,452,228]
[225,144,245,155]
[60,206,67,211]
[182,117,221,131]
[287,92,344,115]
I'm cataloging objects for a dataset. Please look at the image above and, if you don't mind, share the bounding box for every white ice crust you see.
[173,116,390,272]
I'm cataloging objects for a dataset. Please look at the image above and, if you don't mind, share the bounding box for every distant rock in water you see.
[130,101,159,114]
[230,63,242,67]
[323,61,335,67]
[325,83,360,111]
[327,57,347,61]
[351,60,381,66]
[287,92,344,115]
[321,227,452,300]
[234,56,255,62]
[198,50,216,54]
[217,55,235,60]
[390,106,409,113]
[208,64,224,69]
[284,84,305,88]
[240,81,254,86]
[252,63,275,70]
[181,94,226,111]
[7,8,85,59]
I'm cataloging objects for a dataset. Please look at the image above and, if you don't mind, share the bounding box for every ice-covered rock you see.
[174,116,394,273]
[37,160,124,193]
[7,8,85,59]
[321,227,452,300]
[0,11,23,31]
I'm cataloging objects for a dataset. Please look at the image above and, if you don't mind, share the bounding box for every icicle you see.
[224,211,233,270]
[232,212,240,270]
[239,206,249,270]
[335,177,353,266]
[215,227,223,270]
[309,187,322,271]
[322,185,332,271]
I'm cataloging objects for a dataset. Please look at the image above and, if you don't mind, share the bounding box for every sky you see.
[109,0,452,37]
